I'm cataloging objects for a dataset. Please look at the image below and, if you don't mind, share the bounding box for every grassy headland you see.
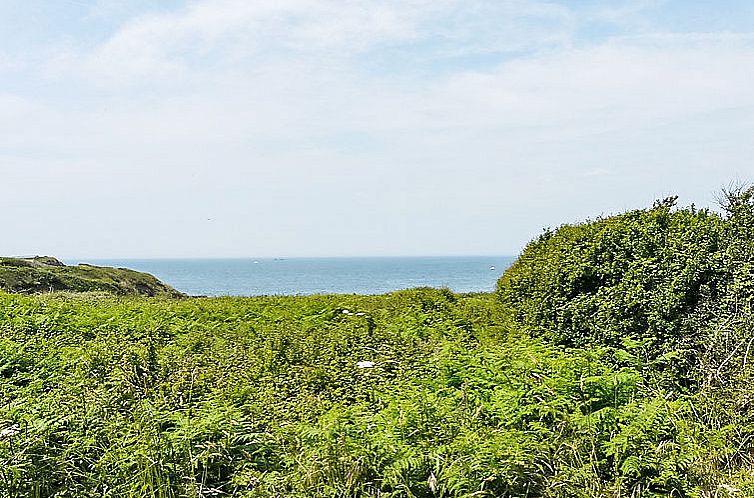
[0,256,184,297]
[2,188,754,496]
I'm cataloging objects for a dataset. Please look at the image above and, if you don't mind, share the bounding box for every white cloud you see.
[2,0,754,257]
[45,0,582,87]
[21,5,754,159]
[68,0,422,84]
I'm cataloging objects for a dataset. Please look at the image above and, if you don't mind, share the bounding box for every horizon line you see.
[59,254,518,262]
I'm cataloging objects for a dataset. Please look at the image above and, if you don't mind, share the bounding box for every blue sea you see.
[73,256,515,297]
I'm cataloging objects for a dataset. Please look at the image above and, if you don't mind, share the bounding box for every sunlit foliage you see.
[2,188,754,496]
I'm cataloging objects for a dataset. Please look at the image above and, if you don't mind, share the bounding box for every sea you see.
[73,256,515,297]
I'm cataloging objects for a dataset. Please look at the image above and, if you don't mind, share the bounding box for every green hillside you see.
[0,256,184,298]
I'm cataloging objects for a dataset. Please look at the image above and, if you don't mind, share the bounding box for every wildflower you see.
[428,472,438,493]
[0,424,20,438]
[719,484,740,495]
[357,361,375,369]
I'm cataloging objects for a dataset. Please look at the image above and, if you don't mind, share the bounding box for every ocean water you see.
[75,256,515,297]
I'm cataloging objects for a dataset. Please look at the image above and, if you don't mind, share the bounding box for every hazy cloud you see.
[1,0,753,257]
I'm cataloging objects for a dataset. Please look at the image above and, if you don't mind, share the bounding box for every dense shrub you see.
[495,187,754,494]
[496,197,727,352]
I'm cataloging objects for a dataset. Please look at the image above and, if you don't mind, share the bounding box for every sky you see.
[1,0,753,258]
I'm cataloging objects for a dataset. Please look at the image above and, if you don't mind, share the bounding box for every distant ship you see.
[490,266,496,271]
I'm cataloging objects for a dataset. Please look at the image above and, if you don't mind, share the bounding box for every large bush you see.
[496,197,727,353]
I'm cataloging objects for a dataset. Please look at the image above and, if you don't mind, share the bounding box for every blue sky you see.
[2,0,754,258]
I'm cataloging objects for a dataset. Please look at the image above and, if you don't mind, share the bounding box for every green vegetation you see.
[2,188,754,496]
[0,257,184,297]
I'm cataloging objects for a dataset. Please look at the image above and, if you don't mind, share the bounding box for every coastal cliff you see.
[0,256,184,297]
